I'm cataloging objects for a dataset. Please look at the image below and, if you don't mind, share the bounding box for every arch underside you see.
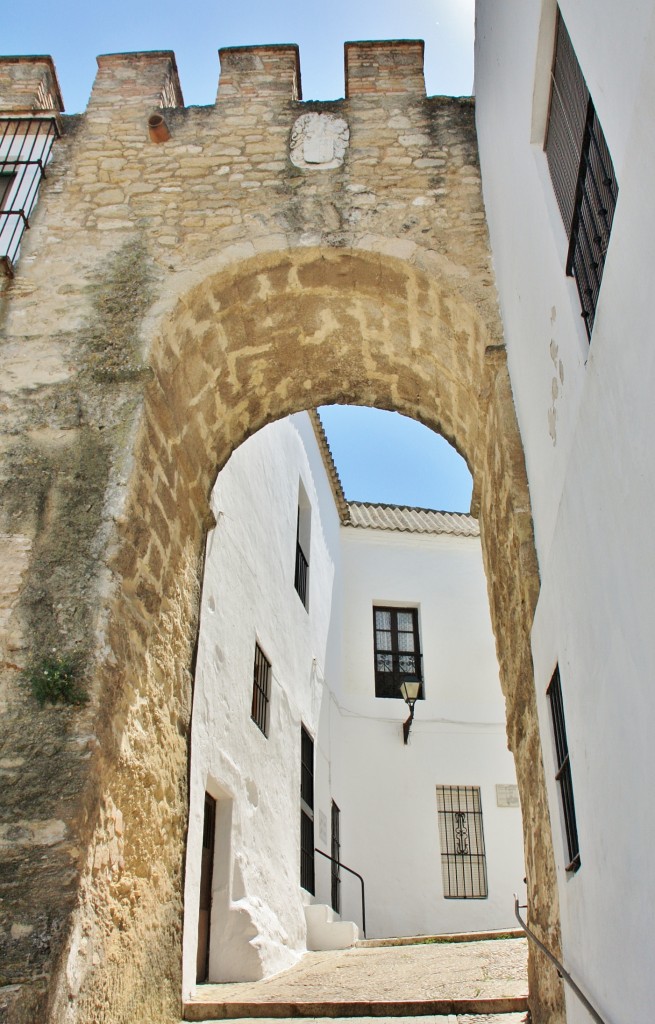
[52,247,563,1024]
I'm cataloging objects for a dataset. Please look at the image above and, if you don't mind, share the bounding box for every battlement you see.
[218,45,301,101]
[345,40,425,98]
[0,40,427,116]
[0,55,63,114]
[91,50,184,110]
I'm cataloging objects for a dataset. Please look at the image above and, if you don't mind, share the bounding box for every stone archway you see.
[47,246,563,1023]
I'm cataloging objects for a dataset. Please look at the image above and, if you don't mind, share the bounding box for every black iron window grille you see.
[294,534,309,608]
[0,116,59,275]
[548,665,581,872]
[251,643,271,737]
[330,800,341,914]
[545,10,618,338]
[300,725,315,894]
[373,607,423,699]
[436,785,488,899]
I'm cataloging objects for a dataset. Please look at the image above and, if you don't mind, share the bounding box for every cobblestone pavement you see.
[194,938,528,1004]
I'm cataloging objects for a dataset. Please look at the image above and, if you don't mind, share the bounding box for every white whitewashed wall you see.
[183,411,525,992]
[475,2,655,1022]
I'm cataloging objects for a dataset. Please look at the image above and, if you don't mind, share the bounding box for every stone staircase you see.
[304,902,359,951]
[183,932,529,1023]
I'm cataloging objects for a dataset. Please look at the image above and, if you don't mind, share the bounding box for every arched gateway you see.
[0,44,564,1024]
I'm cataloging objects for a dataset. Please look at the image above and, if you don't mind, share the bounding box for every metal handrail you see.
[514,895,610,1024]
[315,848,366,938]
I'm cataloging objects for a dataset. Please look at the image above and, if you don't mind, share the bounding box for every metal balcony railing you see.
[0,116,59,275]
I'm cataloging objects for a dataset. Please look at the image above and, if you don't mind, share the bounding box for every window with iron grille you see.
[548,665,581,872]
[294,483,311,610]
[436,785,488,899]
[300,725,315,894]
[0,117,59,275]
[251,643,271,737]
[330,800,341,914]
[545,9,618,338]
[373,607,423,699]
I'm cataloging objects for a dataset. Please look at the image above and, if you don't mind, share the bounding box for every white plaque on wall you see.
[496,784,520,807]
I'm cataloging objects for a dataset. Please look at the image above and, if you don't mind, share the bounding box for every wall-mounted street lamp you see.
[400,680,421,744]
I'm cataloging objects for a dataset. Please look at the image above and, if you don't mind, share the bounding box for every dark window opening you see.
[251,642,271,737]
[436,785,488,899]
[545,9,618,338]
[331,800,341,914]
[0,172,15,209]
[373,606,423,699]
[294,482,311,609]
[196,793,216,982]
[300,725,315,894]
[548,665,581,872]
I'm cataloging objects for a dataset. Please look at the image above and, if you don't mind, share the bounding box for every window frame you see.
[547,665,581,873]
[300,725,315,894]
[251,642,271,737]
[330,800,341,914]
[294,481,311,610]
[372,605,423,699]
[436,785,488,900]
[544,8,618,339]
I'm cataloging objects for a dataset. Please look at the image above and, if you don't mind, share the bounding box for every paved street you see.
[185,937,529,1021]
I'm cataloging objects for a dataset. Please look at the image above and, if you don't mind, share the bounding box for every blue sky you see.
[319,407,473,511]
[4,0,475,512]
[4,0,474,112]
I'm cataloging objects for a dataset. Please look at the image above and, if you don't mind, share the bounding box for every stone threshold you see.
[356,929,524,948]
[182,996,529,1022]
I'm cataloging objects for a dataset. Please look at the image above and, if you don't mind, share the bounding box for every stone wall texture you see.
[0,44,565,1024]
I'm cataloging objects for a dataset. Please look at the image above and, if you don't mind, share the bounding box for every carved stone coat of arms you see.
[290,113,350,170]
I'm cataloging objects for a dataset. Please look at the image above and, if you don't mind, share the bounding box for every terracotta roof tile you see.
[346,501,479,536]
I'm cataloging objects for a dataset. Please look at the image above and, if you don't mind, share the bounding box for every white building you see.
[182,410,524,996]
[475,3,655,1023]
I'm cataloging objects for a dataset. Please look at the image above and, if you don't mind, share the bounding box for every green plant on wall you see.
[24,654,88,707]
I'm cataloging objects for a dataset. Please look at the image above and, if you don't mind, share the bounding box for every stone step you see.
[182,996,529,1022]
[305,903,359,951]
[356,929,524,948]
[185,1016,528,1024]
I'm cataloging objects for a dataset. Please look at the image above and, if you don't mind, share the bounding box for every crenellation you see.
[89,51,183,116]
[0,55,64,113]
[217,45,301,102]
[345,40,426,98]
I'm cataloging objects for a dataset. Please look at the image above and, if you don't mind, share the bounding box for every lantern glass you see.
[400,680,421,702]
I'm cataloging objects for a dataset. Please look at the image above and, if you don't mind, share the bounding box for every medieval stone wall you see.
[0,43,563,1023]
